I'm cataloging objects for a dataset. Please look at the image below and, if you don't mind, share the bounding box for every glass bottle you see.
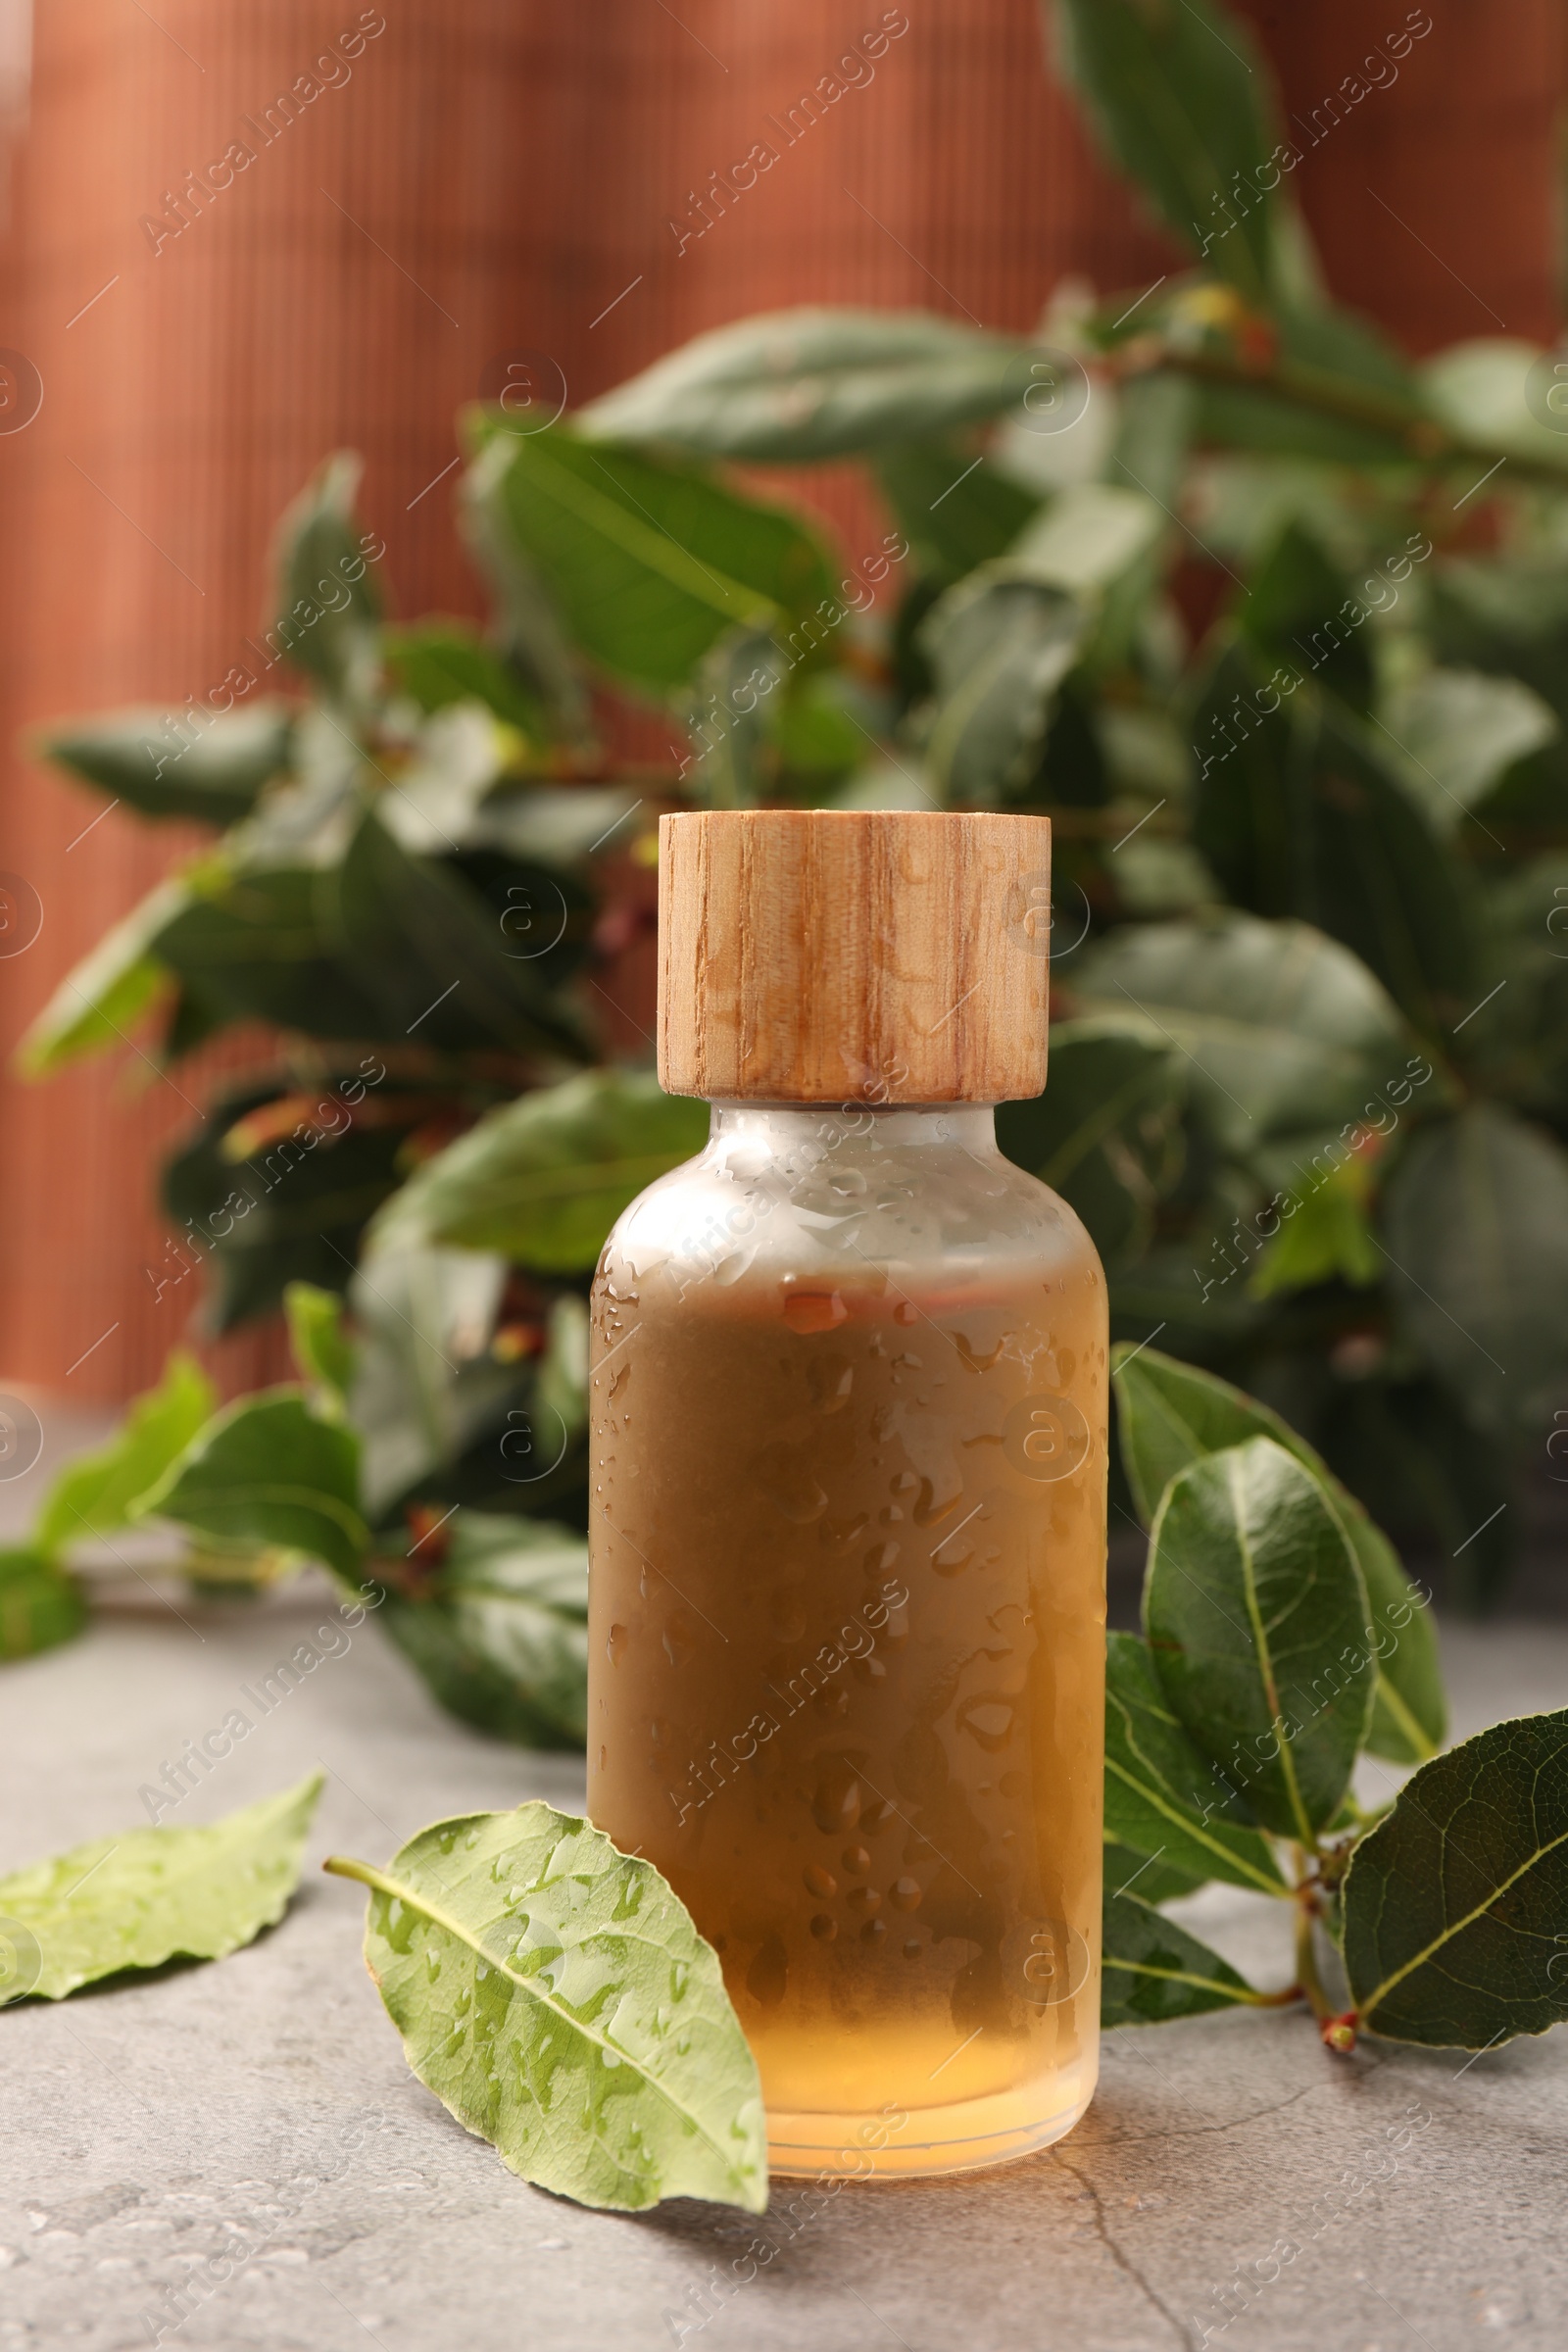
[588,810,1106,2180]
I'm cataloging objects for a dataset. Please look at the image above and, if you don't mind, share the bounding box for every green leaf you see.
[471,785,647,869]
[1053,0,1289,304]
[1193,653,1477,1035]
[444,1516,586,1740]
[1429,554,1568,728]
[389,1513,589,1747]
[1103,1838,1204,1905]
[1106,370,1197,512]
[150,865,390,1046]
[346,1243,525,1517]
[1102,1885,1262,2027]
[1462,858,1568,1122]
[1298,703,1477,1035]
[374,704,514,857]
[1009,483,1165,599]
[1104,1633,1288,1894]
[285,1283,357,1414]
[535,1295,590,1446]
[1325,1372,1512,1617]
[15,876,186,1076]
[1343,1710,1568,2048]
[1380,668,1557,838]
[922,576,1085,803]
[1248,1152,1378,1298]
[39,703,293,825]
[371,1069,708,1273]
[1239,521,1372,712]
[1145,1436,1374,1840]
[460,455,592,743]
[160,1085,415,1337]
[1113,1344,1446,1762]
[382,621,542,735]
[683,624,788,808]
[270,452,381,709]
[35,1350,218,1558]
[468,420,831,697]
[326,1803,768,2213]
[331,807,593,1062]
[997,1023,1184,1264]
[576,307,1030,462]
[0,1773,322,2001]
[1185,370,1416,471]
[1073,912,1408,1156]
[1418,336,1568,462]
[133,1390,368,1583]
[771,671,869,788]
[873,442,1039,578]
[1382,1102,1568,1441]
[0,1546,87,1662]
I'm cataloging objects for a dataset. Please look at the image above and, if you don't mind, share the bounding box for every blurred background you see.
[3,0,1568,1702]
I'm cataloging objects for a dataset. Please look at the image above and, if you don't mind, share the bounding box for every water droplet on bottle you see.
[782,1285,848,1336]
[809,1913,837,1941]
[811,1768,860,1837]
[808,1354,854,1413]
[847,1886,880,1917]
[890,1876,921,1911]
[606,1623,628,1667]
[804,1863,837,1899]
[956,1695,1015,1751]
[841,1846,870,1876]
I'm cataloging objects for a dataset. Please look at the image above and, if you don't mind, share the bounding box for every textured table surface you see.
[5,1582,1567,2352]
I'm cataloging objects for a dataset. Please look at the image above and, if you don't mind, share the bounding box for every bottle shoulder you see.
[596,1120,1102,1299]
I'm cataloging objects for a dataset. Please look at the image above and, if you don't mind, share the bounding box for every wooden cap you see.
[657,809,1052,1103]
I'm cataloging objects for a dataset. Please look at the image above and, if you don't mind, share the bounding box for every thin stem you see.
[1294,1898,1334,2024]
[1288,1843,1341,2023]
[322,1853,395,1892]
[1114,344,1568,494]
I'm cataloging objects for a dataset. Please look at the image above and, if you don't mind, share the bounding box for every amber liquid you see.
[588,1251,1106,2178]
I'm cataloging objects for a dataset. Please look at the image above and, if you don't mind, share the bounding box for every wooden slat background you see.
[0,0,1559,1401]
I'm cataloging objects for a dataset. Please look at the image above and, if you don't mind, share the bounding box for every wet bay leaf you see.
[0,1773,322,2002]
[326,1803,767,2214]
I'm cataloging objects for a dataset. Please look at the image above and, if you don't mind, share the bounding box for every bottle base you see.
[766,2068,1097,2181]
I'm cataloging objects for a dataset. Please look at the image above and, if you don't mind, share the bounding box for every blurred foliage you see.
[19,0,1568,1735]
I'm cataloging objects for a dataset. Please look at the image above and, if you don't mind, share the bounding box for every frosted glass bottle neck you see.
[707,1102,1001,1158]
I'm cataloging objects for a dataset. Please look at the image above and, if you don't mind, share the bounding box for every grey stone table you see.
[5,1583,1567,2352]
